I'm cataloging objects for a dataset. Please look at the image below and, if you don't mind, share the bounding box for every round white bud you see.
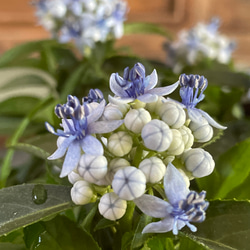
[178,125,194,149]
[98,192,127,221]
[141,119,173,152]
[189,118,213,142]
[68,170,84,184]
[167,129,185,156]
[159,101,186,128]
[124,108,151,133]
[71,180,93,205]
[105,158,130,184]
[112,166,146,200]
[139,157,166,183]
[182,148,215,178]
[107,131,133,157]
[101,104,124,121]
[78,154,108,183]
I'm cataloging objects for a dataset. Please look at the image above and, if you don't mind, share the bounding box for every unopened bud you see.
[141,119,173,152]
[139,157,166,183]
[167,129,185,156]
[178,125,194,149]
[108,131,133,157]
[98,192,127,221]
[182,148,215,177]
[124,108,151,133]
[112,166,146,200]
[71,180,93,205]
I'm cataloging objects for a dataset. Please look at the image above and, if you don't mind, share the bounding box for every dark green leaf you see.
[178,234,211,250]
[144,235,175,250]
[186,200,250,250]
[94,218,117,231]
[24,215,101,250]
[0,184,73,236]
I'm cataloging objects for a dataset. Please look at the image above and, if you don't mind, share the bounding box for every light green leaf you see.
[0,184,73,236]
[144,235,175,250]
[0,67,57,102]
[124,22,172,38]
[186,200,250,250]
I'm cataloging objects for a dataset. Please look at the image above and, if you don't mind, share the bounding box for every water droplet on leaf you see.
[32,184,47,205]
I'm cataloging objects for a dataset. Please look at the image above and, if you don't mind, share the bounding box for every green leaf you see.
[124,22,172,38]
[186,200,250,250]
[0,184,73,236]
[0,67,57,102]
[196,137,250,199]
[178,234,211,250]
[144,235,175,250]
[0,40,57,67]
[94,218,117,231]
[130,214,152,249]
[23,215,101,250]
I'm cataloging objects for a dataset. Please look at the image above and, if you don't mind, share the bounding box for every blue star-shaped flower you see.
[109,62,179,104]
[45,95,123,177]
[178,73,227,129]
[134,163,209,235]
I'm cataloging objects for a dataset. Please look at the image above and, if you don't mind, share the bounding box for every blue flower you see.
[45,95,123,177]
[178,74,227,129]
[134,163,209,235]
[109,62,179,103]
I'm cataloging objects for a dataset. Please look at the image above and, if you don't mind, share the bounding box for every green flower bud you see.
[124,108,151,133]
[108,131,133,157]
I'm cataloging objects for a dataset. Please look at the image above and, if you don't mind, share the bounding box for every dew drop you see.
[32,184,47,205]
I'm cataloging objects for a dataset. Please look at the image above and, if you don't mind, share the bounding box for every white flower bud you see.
[182,148,215,178]
[78,154,108,183]
[167,129,185,156]
[98,192,127,221]
[71,180,93,205]
[139,157,166,183]
[124,108,151,133]
[131,99,146,109]
[112,166,146,200]
[68,170,84,184]
[159,101,186,128]
[107,131,133,157]
[141,119,173,152]
[178,125,194,149]
[189,118,213,142]
[146,96,166,114]
[101,104,124,121]
[105,158,130,184]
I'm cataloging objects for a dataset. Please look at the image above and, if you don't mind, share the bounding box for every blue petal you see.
[137,93,158,103]
[145,69,158,90]
[60,141,81,178]
[81,135,103,155]
[142,215,174,234]
[148,80,179,96]
[109,73,127,97]
[134,194,171,218]
[164,163,190,205]
[197,109,227,130]
[108,95,135,104]
[89,120,123,134]
[48,136,75,160]
[87,100,106,124]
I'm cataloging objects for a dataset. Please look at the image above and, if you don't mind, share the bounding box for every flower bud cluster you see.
[46,63,225,233]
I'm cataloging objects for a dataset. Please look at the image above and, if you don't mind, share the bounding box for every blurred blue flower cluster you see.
[33,0,128,53]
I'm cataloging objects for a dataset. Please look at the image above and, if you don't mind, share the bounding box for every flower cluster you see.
[46,63,226,235]
[33,0,128,53]
[165,18,236,73]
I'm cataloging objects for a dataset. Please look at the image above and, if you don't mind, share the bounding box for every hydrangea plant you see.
[45,62,226,235]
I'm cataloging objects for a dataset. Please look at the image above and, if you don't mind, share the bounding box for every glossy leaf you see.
[0,184,73,236]
[143,235,175,250]
[186,200,250,250]
[23,215,101,250]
